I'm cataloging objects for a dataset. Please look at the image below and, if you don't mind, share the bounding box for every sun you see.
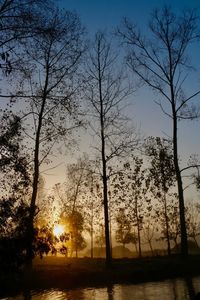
[53,224,65,237]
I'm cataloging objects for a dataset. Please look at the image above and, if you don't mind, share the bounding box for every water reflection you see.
[107,285,114,300]
[185,277,196,299]
[1,276,200,300]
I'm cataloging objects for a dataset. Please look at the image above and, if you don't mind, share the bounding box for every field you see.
[1,255,200,295]
[27,255,200,288]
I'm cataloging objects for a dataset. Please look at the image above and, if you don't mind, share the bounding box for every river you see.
[1,276,200,299]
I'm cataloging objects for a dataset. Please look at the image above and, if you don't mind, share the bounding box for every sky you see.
[56,0,200,137]
[59,0,200,33]
[42,0,200,200]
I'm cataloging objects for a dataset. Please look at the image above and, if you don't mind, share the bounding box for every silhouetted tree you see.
[0,113,30,190]
[118,7,200,256]
[0,1,85,266]
[61,210,86,257]
[16,8,85,263]
[186,201,200,248]
[112,157,150,257]
[95,223,106,252]
[144,137,175,255]
[0,113,30,234]
[167,201,180,249]
[65,155,94,213]
[0,114,30,271]
[57,155,102,258]
[125,157,149,257]
[142,219,155,255]
[84,31,137,266]
[115,208,136,250]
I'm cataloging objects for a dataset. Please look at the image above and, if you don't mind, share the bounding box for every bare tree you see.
[84,32,137,266]
[65,155,94,213]
[118,7,200,256]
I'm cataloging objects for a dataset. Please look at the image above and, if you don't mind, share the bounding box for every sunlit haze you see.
[45,0,200,200]
[53,224,65,238]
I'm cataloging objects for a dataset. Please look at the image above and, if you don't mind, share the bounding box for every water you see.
[1,277,200,299]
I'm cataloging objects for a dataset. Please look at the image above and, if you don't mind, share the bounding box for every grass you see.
[21,255,200,287]
[1,255,200,296]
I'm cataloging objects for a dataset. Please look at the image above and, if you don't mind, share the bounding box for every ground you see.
[1,255,200,297]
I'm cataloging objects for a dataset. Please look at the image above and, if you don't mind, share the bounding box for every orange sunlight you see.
[53,224,65,237]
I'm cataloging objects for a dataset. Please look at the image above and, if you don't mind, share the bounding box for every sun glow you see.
[53,224,65,237]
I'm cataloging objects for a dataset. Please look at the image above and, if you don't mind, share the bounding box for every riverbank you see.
[1,255,200,296]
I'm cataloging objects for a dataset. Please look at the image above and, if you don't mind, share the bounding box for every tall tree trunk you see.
[163,193,171,256]
[109,209,112,258]
[98,44,112,267]
[137,220,142,258]
[26,112,42,264]
[193,236,199,249]
[101,114,112,265]
[172,102,188,256]
[149,239,153,256]
[134,242,138,255]
[135,201,142,258]
[91,232,93,258]
[160,152,171,256]
[26,67,49,265]
[90,204,94,258]
[102,157,112,266]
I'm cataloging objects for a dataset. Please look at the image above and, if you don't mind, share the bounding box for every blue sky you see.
[59,0,200,34]
[57,1,200,145]
[51,0,200,199]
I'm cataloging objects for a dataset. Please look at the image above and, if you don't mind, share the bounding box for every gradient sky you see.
[57,0,200,139]
[59,0,200,33]
[48,0,200,200]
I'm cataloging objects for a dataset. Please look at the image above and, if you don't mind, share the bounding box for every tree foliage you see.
[115,208,137,248]
[0,0,51,76]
